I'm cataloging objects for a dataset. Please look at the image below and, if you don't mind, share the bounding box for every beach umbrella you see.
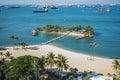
[103,73,109,77]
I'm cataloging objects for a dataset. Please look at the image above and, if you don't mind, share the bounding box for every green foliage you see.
[67,67,79,79]
[10,35,19,41]
[39,24,94,34]
[83,71,88,77]
[85,25,94,36]
[68,75,74,79]
[5,55,45,80]
[60,28,65,32]
[56,54,69,72]
[43,24,60,32]
[10,35,19,47]
[84,32,89,37]
[83,76,89,80]
[112,60,120,75]
[69,68,78,74]
[46,52,56,72]
[0,51,14,80]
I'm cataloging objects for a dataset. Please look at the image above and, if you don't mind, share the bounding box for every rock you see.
[32,30,39,36]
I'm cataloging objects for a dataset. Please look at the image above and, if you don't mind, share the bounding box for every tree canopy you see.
[5,55,45,80]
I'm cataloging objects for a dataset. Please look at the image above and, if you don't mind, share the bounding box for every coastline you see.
[1,44,114,74]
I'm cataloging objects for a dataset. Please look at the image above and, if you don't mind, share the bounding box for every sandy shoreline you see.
[1,44,114,74]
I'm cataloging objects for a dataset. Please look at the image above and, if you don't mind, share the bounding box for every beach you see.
[1,44,114,74]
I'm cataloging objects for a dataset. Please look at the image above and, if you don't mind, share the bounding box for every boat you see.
[50,5,58,9]
[6,6,20,10]
[97,8,110,12]
[33,7,48,13]
[105,8,110,12]
[97,9,103,12]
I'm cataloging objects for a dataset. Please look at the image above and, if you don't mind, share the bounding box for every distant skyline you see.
[0,0,120,5]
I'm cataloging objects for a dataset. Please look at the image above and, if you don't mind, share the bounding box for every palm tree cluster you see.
[6,55,45,80]
[1,51,118,80]
[112,60,120,79]
[42,52,70,80]
[66,68,79,79]
[84,26,94,37]
[10,35,28,49]
[35,24,94,35]
[10,35,19,46]
[67,25,82,32]
[0,52,71,80]
[0,51,14,80]
[43,24,60,32]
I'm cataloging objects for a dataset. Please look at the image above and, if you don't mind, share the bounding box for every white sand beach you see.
[1,44,114,74]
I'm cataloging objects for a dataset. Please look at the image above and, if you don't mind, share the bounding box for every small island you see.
[32,24,94,39]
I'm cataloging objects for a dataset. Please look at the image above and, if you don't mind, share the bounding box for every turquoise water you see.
[0,5,120,58]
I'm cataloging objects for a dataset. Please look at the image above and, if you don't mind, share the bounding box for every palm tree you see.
[9,56,14,60]
[10,35,15,40]
[68,68,78,80]
[15,36,19,46]
[46,52,56,72]
[5,51,11,59]
[19,42,28,49]
[118,65,120,78]
[10,35,19,49]
[85,26,94,37]
[89,42,97,60]
[69,68,78,74]
[0,52,4,59]
[41,56,47,71]
[112,60,119,75]
[31,57,38,80]
[56,54,69,79]
[1,57,5,63]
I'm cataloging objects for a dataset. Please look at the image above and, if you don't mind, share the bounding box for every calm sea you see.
[0,5,120,58]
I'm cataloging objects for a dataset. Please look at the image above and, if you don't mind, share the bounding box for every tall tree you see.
[5,51,11,59]
[56,54,69,79]
[89,42,97,60]
[41,56,47,71]
[0,52,4,59]
[112,60,119,75]
[46,52,56,72]
[10,35,19,48]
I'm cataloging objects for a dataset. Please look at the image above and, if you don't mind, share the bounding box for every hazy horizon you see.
[0,0,120,5]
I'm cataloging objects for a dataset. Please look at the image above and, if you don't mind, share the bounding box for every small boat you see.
[97,8,104,12]
[97,8,110,12]
[33,7,48,13]
[105,8,110,12]
[50,5,58,9]
[6,6,20,10]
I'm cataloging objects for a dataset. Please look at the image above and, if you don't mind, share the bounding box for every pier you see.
[40,32,70,45]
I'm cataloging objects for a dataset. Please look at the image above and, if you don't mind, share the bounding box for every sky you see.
[0,0,120,5]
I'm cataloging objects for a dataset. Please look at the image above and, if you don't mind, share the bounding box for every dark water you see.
[0,5,120,58]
